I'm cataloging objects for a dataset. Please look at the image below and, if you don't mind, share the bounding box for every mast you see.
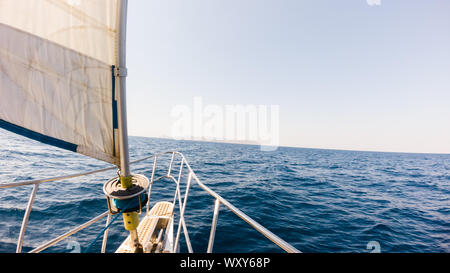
[115,0,144,253]
[117,0,131,179]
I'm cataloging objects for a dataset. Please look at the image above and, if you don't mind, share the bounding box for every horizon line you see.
[129,134,450,156]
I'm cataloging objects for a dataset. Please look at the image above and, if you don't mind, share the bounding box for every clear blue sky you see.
[125,0,450,154]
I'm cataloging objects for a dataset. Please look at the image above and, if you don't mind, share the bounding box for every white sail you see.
[0,0,121,165]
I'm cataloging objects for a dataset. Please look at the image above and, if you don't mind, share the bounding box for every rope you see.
[83,199,135,253]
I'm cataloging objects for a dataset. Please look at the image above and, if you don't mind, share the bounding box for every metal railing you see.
[0,151,300,253]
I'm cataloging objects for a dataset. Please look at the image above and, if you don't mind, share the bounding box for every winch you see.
[103,173,149,253]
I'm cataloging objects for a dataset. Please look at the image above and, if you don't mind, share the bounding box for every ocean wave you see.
[0,130,449,252]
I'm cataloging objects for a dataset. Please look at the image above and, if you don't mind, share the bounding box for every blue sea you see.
[0,129,449,253]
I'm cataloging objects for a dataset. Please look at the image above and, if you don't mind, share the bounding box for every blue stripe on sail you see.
[112,65,118,157]
[112,65,118,130]
[0,119,78,152]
